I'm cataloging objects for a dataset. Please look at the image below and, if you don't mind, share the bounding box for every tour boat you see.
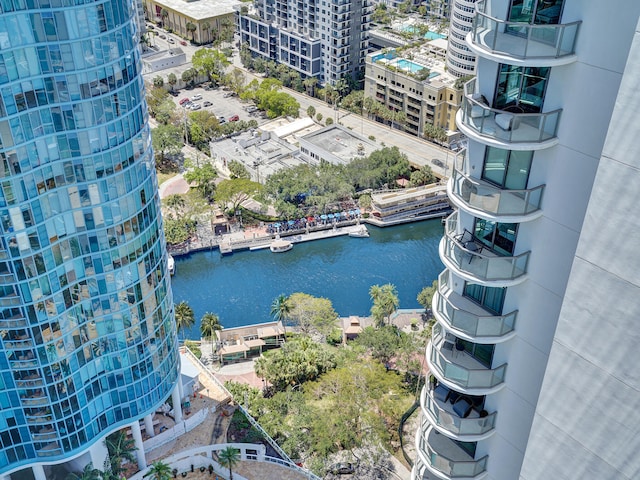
[270,237,293,253]
[349,225,369,238]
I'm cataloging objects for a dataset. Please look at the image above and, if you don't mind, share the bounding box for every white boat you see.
[349,225,369,238]
[168,255,175,275]
[270,237,293,253]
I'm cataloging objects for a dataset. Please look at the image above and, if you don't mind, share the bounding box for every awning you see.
[257,325,285,338]
[219,344,249,355]
[245,339,266,348]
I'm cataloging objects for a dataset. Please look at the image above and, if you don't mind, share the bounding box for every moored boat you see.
[270,238,293,253]
[168,255,175,275]
[349,225,369,238]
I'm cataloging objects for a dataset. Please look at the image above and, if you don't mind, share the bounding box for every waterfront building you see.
[445,0,477,77]
[0,0,181,477]
[364,49,462,137]
[415,1,640,479]
[237,0,373,86]
[143,0,239,45]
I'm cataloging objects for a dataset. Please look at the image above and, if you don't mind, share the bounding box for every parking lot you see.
[174,85,263,125]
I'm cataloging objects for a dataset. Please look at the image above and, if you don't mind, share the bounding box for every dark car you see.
[203,101,212,107]
[328,463,355,475]
[169,90,179,97]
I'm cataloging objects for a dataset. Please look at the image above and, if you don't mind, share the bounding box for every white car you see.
[191,94,202,101]
[190,103,202,110]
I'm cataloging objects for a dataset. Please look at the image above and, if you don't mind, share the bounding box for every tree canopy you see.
[192,48,230,84]
[184,163,218,201]
[288,292,339,337]
[369,283,399,327]
[151,124,182,164]
[214,178,263,213]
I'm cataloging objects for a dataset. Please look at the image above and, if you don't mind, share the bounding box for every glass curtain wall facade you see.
[0,0,179,473]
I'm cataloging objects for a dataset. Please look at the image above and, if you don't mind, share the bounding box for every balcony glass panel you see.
[472,0,580,59]
[417,422,488,478]
[443,212,530,282]
[452,151,544,216]
[461,79,560,144]
[422,385,497,436]
[436,271,516,338]
[429,324,507,390]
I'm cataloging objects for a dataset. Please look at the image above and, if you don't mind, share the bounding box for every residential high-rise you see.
[0,0,181,478]
[238,0,372,86]
[414,1,640,479]
[445,0,477,77]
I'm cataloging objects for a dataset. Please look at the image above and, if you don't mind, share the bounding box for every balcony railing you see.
[416,422,488,479]
[471,0,580,60]
[436,270,517,338]
[429,324,507,390]
[442,212,530,282]
[421,385,497,437]
[460,79,561,145]
[451,150,544,217]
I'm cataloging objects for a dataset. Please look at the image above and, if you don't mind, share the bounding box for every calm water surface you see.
[170,220,444,339]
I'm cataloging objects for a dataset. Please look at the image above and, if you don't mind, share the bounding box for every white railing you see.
[143,407,209,452]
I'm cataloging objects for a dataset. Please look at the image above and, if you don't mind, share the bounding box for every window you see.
[464,282,506,315]
[474,218,518,256]
[508,0,564,25]
[483,147,532,189]
[494,64,550,113]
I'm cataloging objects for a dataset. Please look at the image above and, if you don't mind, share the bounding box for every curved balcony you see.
[434,270,516,343]
[421,384,497,441]
[449,150,544,223]
[428,325,507,394]
[441,213,529,287]
[457,79,560,150]
[415,423,488,480]
[468,1,580,66]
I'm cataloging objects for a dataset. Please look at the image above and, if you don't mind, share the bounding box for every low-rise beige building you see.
[364,48,463,142]
[144,0,239,44]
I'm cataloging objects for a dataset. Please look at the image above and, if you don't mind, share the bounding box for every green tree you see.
[152,75,164,88]
[105,431,137,477]
[218,447,240,480]
[354,325,402,366]
[409,165,437,187]
[192,48,230,84]
[160,8,169,27]
[181,68,198,87]
[143,461,172,480]
[151,124,182,164]
[200,312,222,347]
[254,336,337,390]
[65,463,101,480]
[201,21,211,43]
[302,76,318,97]
[214,178,262,213]
[423,123,448,144]
[189,110,220,142]
[358,193,372,212]
[164,217,196,245]
[288,292,338,337]
[185,22,197,41]
[167,72,177,92]
[306,105,316,119]
[227,160,250,179]
[325,117,334,126]
[417,280,438,311]
[369,283,399,327]
[174,300,195,340]
[146,87,173,121]
[164,194,186,217]
[270,294,291,336]
[184,163,218,201]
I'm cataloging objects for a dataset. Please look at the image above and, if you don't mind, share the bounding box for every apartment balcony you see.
[441,212,530,286]
[434,270,517,343]
[457,79,560,150]
[428,324,507,395]
[469,0,580,67]
[415,424,488,480]
[421,384,497,441]
[449,150,545,223]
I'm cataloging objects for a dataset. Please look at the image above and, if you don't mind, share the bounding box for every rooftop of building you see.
[149,0,241,20]
[300,124,379,164]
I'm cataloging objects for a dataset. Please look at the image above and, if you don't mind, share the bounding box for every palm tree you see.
[160,8,169,27]
[175,301,195,341]
[143,461,172,480]
[302,77,318,97]
[202,21,211,43]
[218,446,240,480]
[186,22,197,42]
[369,283,399,327]
[167,73,177,92]
[270,294,291,336]
[105,431,137,476]
[165,194,185,217]
[66,463,102,480]
[200,312,222,350]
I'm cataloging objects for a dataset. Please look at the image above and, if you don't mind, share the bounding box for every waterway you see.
[170,220,444,340]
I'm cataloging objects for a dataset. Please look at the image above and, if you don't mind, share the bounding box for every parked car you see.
[328,463,355,475]
[218,116,226,124]
[169,90,179,97]
[179,98,190,105]
[168,38,175,44]
[159,34,166,39]
[229,115,239,122]
[203,101,212,107]
[191,94,202,101]
[223,92,236,98]
[180,40,188,46]
[190,103,202,110]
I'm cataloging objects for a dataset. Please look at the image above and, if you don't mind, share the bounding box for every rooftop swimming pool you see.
[395,59,440,78]
[401,25,446,40]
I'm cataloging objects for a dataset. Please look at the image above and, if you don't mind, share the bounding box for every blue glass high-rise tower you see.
[0,0,180,477]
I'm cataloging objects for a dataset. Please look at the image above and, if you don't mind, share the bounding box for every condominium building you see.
[0,0,181,478]
[446,0,477,77]
[238,0,372,85]
[425,0,451,20]
[415,1,640,479]
[365,49,462,137]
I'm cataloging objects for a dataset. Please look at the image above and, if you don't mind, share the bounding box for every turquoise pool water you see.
[401,26,446,40]
[395,59,440,79]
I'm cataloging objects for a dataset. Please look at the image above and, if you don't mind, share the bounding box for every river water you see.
[170,220,444,339]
